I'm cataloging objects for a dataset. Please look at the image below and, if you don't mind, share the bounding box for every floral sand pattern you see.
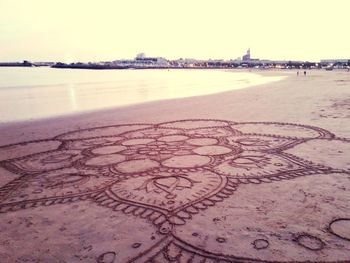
[0,119,350,262]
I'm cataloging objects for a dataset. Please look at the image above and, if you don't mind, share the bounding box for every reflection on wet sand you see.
[0,68,284,122]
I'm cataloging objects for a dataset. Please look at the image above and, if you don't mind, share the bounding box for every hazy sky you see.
[1,0,349,62]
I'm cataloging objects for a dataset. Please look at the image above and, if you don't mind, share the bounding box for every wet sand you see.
[0,70,350,262]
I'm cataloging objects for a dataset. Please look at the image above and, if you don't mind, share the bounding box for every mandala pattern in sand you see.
[0,119,350,262]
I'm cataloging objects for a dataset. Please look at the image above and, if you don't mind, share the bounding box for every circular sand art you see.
[0,119,350,262]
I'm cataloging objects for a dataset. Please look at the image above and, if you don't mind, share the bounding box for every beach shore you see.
[1,70,349,143]
[0,69,350,262]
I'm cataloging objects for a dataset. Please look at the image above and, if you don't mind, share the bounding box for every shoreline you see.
[1,69,349,145]
[0,69,290,144]
[0,69,286,126]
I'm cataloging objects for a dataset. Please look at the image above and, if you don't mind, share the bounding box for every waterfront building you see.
[242,48,251,61]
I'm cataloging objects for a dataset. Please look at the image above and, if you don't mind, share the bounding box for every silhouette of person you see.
[304,71,306,76]
[297,71,299,76]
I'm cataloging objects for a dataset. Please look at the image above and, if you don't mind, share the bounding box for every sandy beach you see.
[0,69,350,262]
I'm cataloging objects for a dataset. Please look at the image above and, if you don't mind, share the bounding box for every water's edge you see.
[0,68,286,123]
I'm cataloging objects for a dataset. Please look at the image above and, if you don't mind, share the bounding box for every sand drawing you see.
[0,119,349,262]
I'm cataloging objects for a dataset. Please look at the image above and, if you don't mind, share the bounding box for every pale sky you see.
[1,0,349,62]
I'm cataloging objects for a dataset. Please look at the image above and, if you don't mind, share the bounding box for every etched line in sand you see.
[329,218,350,241]
[294,233,325,251]
[0,119,349,263]
[252,239,269,250]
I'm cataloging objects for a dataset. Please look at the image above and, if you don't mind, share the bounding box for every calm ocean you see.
[0,67,284,123]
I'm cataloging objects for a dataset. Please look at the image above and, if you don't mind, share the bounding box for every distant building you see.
[320,59,349,64]
[136,53,146,59]
[242,48,251,61]
[320,59,350,69]
[135,56,169,66]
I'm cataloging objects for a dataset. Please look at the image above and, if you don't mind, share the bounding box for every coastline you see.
[0,69,349,145]
[0,69,285,123]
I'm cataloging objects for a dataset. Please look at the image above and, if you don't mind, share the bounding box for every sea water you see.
[0,67,284,123]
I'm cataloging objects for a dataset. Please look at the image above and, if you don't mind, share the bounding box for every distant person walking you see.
[304,71,306,76]
[297,71,299,76]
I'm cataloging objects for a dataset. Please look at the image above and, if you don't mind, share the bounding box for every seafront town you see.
[1,50,349,70]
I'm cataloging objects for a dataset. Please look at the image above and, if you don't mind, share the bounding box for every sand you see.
[0,69,349,262]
